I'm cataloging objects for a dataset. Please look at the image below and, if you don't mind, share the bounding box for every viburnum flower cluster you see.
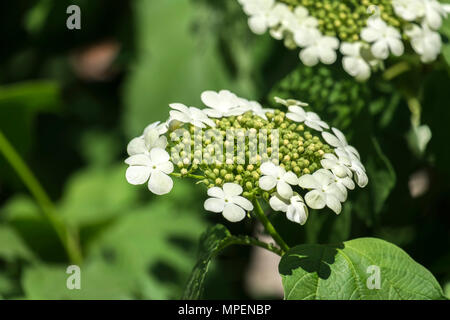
[237,0,450,81]
[124,89,367,226]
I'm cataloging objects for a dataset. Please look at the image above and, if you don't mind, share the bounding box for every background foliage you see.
[0,0,449,299]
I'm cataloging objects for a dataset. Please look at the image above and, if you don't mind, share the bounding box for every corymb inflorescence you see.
[237,0,450,81]
[124,90,368,226]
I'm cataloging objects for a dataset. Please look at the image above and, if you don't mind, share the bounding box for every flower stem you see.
[383,61,411,81]
[0,130,83,265]
[170,172,205,180]
[252,198,290,254]
[406,96,421,127]
[230,235,283,256]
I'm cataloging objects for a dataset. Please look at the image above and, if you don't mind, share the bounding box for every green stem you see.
[230,235,283,256]
[170,172,205,180]
[252,198,289,254]
[0,130,82,265]
[406,96,422,127]
[383,61,411,81]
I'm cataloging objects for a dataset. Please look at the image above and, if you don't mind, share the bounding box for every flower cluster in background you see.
[237,0,450,81]
[124,89,368,226]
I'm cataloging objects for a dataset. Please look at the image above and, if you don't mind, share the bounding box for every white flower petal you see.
[150,148,170,164]
[260,161,278,176]
[125,166,151,185]
[223,183,243,197]
[304,190,326,209]
[207,187,225,199]
[326,195,342,214]
[125,154,151,166]
[269,194,288,212]
[204,198,225,213]
[283,171,299,185]
[277,180,293,199]
[298,174,319,189]
[232,195,254,211]
[222,203,246,222]
[259,175,277,190]
[148,170,173,195]
[127,137,147,156]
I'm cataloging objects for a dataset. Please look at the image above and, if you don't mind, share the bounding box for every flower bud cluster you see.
[124,89,368,226]
[238,0,450,81]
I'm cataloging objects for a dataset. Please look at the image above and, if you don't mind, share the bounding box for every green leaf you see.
[352,136,396,226]
[122,0,231,138]
[59,165,139,227]
[0,225,36,263]
[0,81,61,185]
[279,237,445,300]
[22,261,136,299]
[183,224,235,300]
[86,180,207,299]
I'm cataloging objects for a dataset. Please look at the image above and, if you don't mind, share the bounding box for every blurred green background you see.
[0,0,449,299]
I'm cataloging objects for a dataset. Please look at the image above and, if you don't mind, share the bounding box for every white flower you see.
[291,6,318,29]
[268,3,294,39]
[340,42,371,81]
[127,128,168,156]
[125,148,174,195]
[274,96,308,107]
[143,120,168,136]
[169,103,216,128]
[321,128,368,188]
[406,23,442,63]
[321,127,360,159]
[320,153,353,178]
[298,29,339,66]
[239,0,278,35]
[393,0,425,21]
[204,183,254,222]
[259,162,298,199]
[335,148,369,188]
[201,90,247,118]
[269,192,308,225]
[286,106,329,131]
[421,0,449,30]
[238,98,274,120]
[298,169,346,214]
[361,17,404,60]
[271,5,318,40]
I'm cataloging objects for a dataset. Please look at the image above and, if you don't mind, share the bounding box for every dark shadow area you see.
[278,243,344,280]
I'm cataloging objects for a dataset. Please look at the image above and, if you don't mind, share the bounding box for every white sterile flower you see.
[320,153,353,178]
[239,0,278,35]
[169,103,215,128]
[269,192,308,225]
[321,127,360,160]
[334,148,368,188]
[361,17,404,60]
[421,0,449,30]
[274,96,308,107]
[406,24,442,63]
[259,161,298,199]
[238,98,274,120]
[268,3,294,40]
[125,148,174,195]
[204,183,254,222]
[273,5,317,40]
[143,120,168,135]
[201,90,246,118]
[340,42,371,81]
[127,128,168,156]
[298,169,346,214]
[286,106,329,131]
[392,0,425,21]
[298,29,339,66]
